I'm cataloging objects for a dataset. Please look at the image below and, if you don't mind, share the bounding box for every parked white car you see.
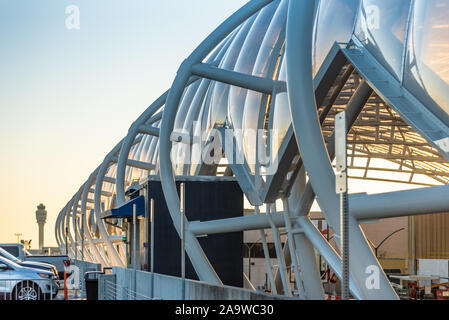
[0,243,68,276]
[0,247,59,281]
[0,256,58,300]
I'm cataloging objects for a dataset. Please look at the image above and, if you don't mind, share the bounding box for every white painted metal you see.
[54,0,449,300]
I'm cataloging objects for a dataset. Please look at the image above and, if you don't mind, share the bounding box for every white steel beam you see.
[191,63,286,94]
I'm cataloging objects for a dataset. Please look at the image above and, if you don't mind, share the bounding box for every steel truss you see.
[55,0,449,300]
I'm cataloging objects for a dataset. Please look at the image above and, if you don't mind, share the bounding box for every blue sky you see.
[0,0,247,246]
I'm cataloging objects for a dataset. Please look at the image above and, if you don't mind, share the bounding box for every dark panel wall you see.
[146,177,243,287]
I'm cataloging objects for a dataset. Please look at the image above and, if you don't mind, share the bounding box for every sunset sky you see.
[0,1,427,250]
[0,0,247,247]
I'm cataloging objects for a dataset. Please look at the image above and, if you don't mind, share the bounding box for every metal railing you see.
[0,279,59,300]
[102,278,156,300]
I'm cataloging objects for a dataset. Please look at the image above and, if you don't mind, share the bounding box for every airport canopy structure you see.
[55,0,449,300]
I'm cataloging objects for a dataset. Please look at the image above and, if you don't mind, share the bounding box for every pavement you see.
[53,289,86,300]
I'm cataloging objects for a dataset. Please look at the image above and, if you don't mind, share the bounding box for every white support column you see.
[138,125,160,137]
[266,203,291,296]
[255,206,277,295]
[282,199,305,298]
[191,63,285,94]
[285,0,397,299]
[111,156,156,171]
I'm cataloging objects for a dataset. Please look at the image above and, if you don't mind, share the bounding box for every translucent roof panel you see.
[227,0,279,130]
[404,0,449,126]
[354,0,411,80]
[313,0,360,75]
[242,0,287,174]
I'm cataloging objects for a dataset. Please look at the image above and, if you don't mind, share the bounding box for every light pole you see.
[245,237,262,283]
[14,233,22,243]
[369,228,405,258]
[180,182,186,300]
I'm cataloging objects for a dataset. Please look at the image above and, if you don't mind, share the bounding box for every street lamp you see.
[245,237,262,282]
[369,228,405,258]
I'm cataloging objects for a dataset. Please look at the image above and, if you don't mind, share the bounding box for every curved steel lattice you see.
[55,0,449,300]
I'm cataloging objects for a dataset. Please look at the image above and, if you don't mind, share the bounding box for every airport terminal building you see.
[55,0,449,300]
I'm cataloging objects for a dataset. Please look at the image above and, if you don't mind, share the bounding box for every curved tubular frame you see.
[55,209,62,249]
[159,0,275,284]
[53,0,449,300]
[55,209,64,252]
[114,37,234,207]
[64,197,76,258]
[59,205,68,253]
[115,92,169,206]
[58,206,66,253]
[71,187,83,260]
[59,203,71,255]
[94,141,127,267]
[285,0,397,299]
[58,135,152,266]
[81,172,108,266]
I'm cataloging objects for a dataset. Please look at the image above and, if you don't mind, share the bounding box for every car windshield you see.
[0,255,21,269]
[0,247,21,263]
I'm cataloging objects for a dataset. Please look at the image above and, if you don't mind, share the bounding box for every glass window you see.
[355,0,411,80]
[1,246,19,258]
[404,0,449,126]
[0,248,21,262]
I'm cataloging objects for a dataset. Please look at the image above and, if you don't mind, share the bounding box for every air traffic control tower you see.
[35,203,47,251]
